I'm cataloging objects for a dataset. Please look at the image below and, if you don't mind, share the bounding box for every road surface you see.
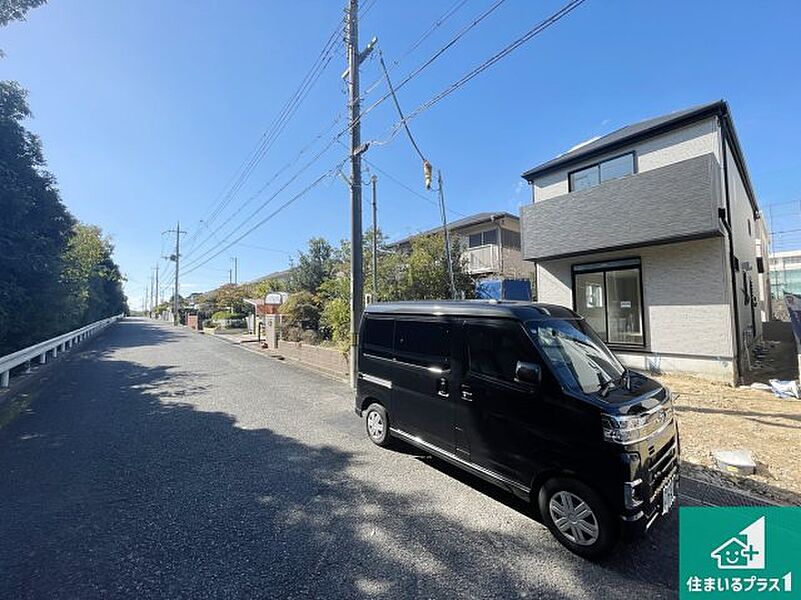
[0,318,683,599]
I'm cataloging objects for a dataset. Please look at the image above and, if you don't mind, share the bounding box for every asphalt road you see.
[0,318,682,599]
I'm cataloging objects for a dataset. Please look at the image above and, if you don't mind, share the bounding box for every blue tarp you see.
[475,279,531,301]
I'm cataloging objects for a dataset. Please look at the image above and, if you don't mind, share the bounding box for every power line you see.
[359,0,468,101]
[183,0,507,269]
[182,15,344,259]
[181,164,343,278]
[382,0,588,142]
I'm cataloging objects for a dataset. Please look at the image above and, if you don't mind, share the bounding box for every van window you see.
[363,317,394,359]
[467,322,534,382]
[394,320,450,369]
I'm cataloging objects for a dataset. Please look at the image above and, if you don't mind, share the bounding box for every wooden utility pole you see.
[346,0,375,387]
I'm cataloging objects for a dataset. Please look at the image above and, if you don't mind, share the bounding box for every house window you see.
[568,152,635,192]
[468,229,498,248]
[573,258,644,346]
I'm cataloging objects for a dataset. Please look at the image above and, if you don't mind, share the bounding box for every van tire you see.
[538,477,617,559]
[364,403,392,447]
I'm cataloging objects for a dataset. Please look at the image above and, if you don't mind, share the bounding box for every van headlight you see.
[602,404,673,445]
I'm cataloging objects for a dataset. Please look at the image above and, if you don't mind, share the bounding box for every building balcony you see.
[464,244,500,274]
[521,154,724,261]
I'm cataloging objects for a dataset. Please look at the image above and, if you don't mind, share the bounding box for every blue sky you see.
[3,0,800,309]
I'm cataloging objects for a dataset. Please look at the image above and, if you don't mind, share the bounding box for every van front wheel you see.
[364,403,392,447]
[538,477,617,559]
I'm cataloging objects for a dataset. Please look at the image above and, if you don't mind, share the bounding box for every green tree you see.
[0,81,75,354]
[279,291,322,338]
[318,274,350,348]
[0,0,46,27]
[289,237,333,293]
[392,233,473,301]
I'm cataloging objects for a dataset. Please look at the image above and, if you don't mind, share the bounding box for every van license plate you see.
[662,475,676,515]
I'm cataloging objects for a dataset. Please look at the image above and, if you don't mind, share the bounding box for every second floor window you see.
[568,152,635,192]
[467,228,498,248]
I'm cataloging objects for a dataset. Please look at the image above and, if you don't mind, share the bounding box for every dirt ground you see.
[659,372,801,504]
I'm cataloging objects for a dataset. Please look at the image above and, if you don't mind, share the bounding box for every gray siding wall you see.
[724,138,764,351]
[536,238,734,359]
[533,118,720,201]
[521,154,724,261]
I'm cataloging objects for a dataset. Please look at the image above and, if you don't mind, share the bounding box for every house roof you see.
[521,100,760,217]
[389,211,518,247]
[522,101,725,180]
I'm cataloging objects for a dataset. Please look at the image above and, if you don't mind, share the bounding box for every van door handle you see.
[437,377,449,397]
[461,385,473,401]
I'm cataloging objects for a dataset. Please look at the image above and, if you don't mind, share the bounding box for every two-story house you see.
[389,211,535,297]
[520,101,769,383]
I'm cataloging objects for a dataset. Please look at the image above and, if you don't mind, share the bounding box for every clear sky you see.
[3,0,800,309]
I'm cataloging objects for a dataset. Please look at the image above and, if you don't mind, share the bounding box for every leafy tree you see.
[212,283,250,314]
[279,291,322,334]
[318,274,350,348]
[289,237,333,293]
[0,0,46,27]
[0,81,74,354]
[61,224,127,328]
[249,277,287,298]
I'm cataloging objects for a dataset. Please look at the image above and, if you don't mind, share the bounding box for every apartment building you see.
[520,101,769,383]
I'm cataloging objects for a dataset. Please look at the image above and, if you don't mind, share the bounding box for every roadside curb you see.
[202,331,350,385]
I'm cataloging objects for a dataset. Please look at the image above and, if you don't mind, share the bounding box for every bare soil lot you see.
[660,373,801,504]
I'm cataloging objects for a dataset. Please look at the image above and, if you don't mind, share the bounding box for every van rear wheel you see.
[364,403,392,447]
[538,477,617,559]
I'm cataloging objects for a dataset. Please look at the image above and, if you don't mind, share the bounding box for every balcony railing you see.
[464,244,499,274]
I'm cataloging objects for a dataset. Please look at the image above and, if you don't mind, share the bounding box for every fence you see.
[0,314,124,388]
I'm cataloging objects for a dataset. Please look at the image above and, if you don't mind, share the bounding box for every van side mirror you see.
[515,361,542,386]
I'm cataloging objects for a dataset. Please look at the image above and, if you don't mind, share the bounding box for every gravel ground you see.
[661,373,801,503]
[0,318,684,599]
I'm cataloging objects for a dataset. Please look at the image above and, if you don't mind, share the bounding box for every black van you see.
[354,300,678,558]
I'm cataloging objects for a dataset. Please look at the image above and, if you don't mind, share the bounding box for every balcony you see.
[521,154,724,261]
[464,244,499,274]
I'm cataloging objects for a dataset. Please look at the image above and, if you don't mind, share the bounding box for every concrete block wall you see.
[275,340,348,380]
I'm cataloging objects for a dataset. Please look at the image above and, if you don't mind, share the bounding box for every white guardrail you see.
[0,314,124,388]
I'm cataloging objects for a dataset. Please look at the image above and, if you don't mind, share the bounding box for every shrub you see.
[211,311,244,322]
[202,319,215,329]
[279,291,321,331]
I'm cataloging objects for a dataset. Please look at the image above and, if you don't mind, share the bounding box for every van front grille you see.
[648,438,677,500]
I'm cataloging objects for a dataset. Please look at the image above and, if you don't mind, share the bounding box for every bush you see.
[211,311,244,322]
[279,291,321,331]
[202,319,215,329]
[300,329,319,345]
[320,297,349,348]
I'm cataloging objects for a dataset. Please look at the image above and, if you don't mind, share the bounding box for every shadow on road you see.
[0,320,677,598]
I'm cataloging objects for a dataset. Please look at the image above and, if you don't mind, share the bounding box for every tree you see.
[0,81,74,354]
[0,0,46,27]
[392,233,473,301]
[289,237,333,293]
[0,83,128,355]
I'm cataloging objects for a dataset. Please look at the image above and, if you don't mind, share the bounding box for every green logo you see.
[680,507,801,598]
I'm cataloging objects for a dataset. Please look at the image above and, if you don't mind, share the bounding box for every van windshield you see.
[526,318,625,395]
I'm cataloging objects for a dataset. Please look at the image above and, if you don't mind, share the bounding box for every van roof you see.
[364,300,579,321]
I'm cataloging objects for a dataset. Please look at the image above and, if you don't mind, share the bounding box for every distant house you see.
[769,250,801,298]
[520,101,770,383]
[389,212,535,298]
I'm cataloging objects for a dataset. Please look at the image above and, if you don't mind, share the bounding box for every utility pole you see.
[437,170,457,300]
[164,222,186,326]
[345,0,376,388]
[231,257,238,285]
[370,174,378,300]
[155,263,159,308]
